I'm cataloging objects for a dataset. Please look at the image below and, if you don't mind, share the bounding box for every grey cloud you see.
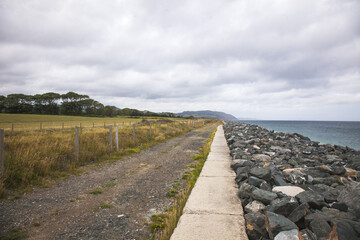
[0,0,359,120]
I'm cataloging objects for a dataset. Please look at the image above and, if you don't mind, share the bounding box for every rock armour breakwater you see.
[224,121,360,240]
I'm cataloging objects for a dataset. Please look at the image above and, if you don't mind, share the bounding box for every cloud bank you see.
[1,0,359,120]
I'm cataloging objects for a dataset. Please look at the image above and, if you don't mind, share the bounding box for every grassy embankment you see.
[0,114,213,197]
[150,123,219,240]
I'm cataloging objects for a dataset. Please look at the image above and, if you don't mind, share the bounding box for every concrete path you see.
[170,125,248,240]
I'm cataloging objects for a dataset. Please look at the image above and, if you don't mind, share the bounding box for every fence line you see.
[133,124,137,144]
[2,119,206,167]
[75,126,79,162]
[0,129,4,178]
[150,122,152,137]
[109,125,113,153]
[4,119,188,132]
[116,125,119,151]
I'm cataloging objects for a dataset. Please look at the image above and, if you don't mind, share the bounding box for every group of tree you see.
[0,92,175,118]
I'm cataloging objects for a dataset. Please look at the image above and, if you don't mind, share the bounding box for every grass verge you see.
[149,123,219,240]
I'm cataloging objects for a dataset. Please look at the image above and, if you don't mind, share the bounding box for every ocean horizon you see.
[239,120,360,151]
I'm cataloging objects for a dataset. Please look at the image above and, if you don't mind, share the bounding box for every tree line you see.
[0,92,175,117]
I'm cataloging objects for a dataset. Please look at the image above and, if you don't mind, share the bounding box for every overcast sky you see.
[0,0,359,120]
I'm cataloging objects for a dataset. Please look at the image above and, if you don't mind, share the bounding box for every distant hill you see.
[176,110,238,121]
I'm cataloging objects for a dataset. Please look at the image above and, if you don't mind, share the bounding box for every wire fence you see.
[0,119,206,186]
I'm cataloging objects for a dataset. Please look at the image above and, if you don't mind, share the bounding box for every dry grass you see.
[0,114,214,197]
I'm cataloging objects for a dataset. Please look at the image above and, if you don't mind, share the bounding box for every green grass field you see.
[0,113,147,131]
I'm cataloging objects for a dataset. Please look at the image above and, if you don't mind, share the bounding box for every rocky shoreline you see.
[223,121,360,240]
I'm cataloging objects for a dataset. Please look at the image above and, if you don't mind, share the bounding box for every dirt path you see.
[0,124,217,240]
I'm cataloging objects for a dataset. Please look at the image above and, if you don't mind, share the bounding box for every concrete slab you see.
[210,148,230,154]
[170,213,248,240]
[206,152,232,161]
[200,161,235,177]
[183,176,240,214]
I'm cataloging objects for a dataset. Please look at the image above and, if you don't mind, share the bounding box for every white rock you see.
[274,229,300,240]
[272,186,305,197]
[244,200,265,213]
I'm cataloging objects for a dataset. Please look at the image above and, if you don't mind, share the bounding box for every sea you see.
[239,120,360,151]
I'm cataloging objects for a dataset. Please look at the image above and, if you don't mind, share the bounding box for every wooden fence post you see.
[104,122,106,128]
[40,122,42,131]
[159,122,161,133]
[115,124,119,151]
[109,125,113,153]
[133,124,136,144]
[93,122,95,128]
[75,126,79,162]
[80,123,82,129]
[167,122,169,134]
[11,123,14,134]
[0,129,4,178]
[149,122,152,137]
[62,122,64,130]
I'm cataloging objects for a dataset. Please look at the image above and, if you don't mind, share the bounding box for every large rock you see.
[331,202,348,212]
[274,229,301,240]
[230,159,254,172]
[260,181,272,191]
[237,183,254,199]
[251,188,278,205]
[337,182,360,218]
[265,211,298,239]
[323,188,340,203]
[273,174,289,186]
[245,212,269,240]
[309,216,331,239]
[253,154,271,162]
[266,197,299,217]
[288,203,310,223]
[249,167,272,181]
[283,168,307,185]
[295,190,325,209]
[248,176,265,187]
[270,146,292,154]
[326,154,342,163]
[328,222,359,240]
[245,200,265,213]
[321,207,357,222]
[332,166,346,175]
[235,166,250,183]
[272,186,305,197]
[300,228,317,240]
